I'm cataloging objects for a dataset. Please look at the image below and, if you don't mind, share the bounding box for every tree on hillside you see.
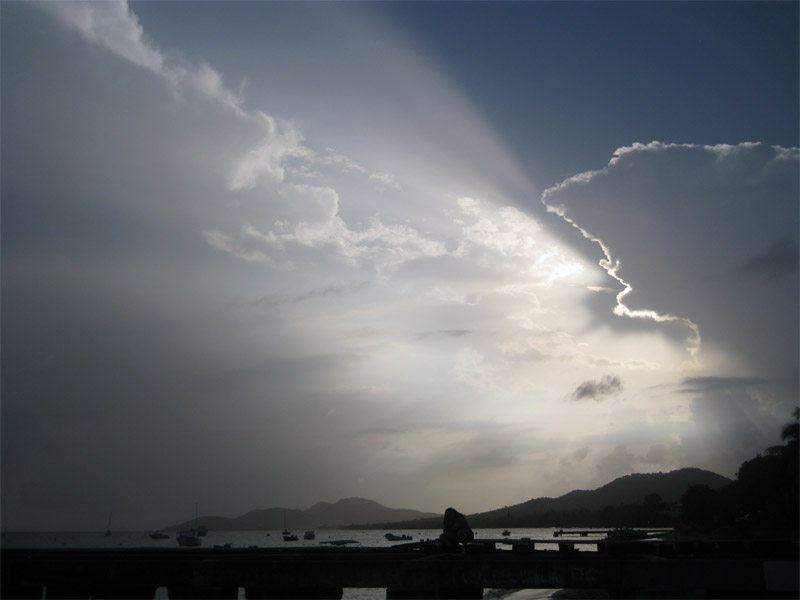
[680,485,720,529]
[685,409,799,537]
[766,406,799,457]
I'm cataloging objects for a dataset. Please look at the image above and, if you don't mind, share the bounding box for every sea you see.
[1,528,610,600]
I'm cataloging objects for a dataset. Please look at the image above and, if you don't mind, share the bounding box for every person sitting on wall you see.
[439,507,474,552]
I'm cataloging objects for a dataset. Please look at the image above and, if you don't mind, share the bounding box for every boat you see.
[104,513,112,537]
[502,530,511,536]
[177,529,201,546]
[281,510,292,537]
[197,525,208,537]
[384,533,412,541]
[283,534,299,542]
[177,504,202,546]
[149,530,169,539]
[304,530,315,540]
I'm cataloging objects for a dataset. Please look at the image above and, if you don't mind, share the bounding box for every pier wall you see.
[1,539,797,599]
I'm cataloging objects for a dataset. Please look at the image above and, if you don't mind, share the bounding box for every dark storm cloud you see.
[572,374,623,401]
[0,3,380,529]
[544,142,799,406]
[738,235,799,281]
[678,377,767,394]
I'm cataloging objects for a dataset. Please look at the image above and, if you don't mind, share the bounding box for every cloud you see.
[228,116,309,190]
[595,444,637,482]
[573,447,590,462]
[678,377,767,394]
[738,235,799,281]
[368,172,401,189]
[678,381,783,476]
[572,374,624,401]
[542,141,798,403]
[48,0,164,74]
[4,1,796,529]
[189,63,246,114]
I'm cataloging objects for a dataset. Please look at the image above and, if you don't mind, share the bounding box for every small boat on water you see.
[283,534,299,542]
[502,530,511,536]
[177,529,201,546]
[385,533,412,541]
[177,504,202,546]
[149,530,169,539]
[304,530,315,540]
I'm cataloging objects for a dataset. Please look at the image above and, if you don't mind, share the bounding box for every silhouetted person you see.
[439,507,474,552]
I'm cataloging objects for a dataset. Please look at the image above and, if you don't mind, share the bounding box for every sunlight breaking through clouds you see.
[3,0,797,530]
[542,174,702,360]
[541,141,797,375]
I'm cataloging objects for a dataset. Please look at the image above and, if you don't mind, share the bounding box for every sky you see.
[2,1,798,532]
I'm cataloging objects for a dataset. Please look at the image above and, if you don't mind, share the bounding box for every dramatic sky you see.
[2,1,798,531]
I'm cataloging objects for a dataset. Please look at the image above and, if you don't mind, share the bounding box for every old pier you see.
[2,538,797,599]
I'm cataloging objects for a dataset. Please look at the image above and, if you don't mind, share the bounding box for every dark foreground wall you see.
[2,539,797,599]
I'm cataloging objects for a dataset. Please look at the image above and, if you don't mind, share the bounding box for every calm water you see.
[1,527,609,550]
[2,528,607,599]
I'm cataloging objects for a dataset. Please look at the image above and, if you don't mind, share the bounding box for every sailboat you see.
[176,504,202,547]
[281,510,290,535]
[104,512,112,536]
[282,510,298,541]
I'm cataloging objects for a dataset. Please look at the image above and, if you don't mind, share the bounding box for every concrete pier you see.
[1,539,797,599]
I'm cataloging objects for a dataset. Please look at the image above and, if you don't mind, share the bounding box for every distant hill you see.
[467,467,731,527]
[168,497,438,531]
[170,468,732,531]
[364,468,732,529]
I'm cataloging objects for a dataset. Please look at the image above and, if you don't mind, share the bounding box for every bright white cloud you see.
[4,1,797,529]
[190,63,245,114]
[48,0,164,73]
[229,114,310,190]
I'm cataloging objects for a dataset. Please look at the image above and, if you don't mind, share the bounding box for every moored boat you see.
[176,504,202,546]
[177,529,201,546]
[149,530,169,539]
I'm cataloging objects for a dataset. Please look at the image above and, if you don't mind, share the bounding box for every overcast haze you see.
[2,1,798,531]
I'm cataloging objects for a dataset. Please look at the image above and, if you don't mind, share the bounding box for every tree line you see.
[681,407,799,538]
[475,409,798,537]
